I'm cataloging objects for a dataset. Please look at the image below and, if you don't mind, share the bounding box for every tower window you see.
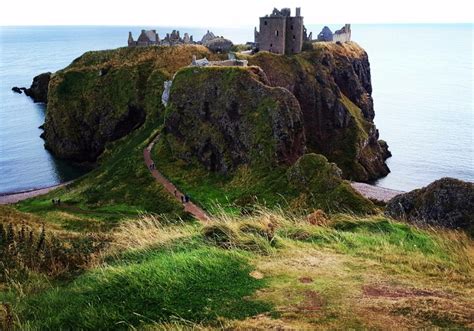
[270,43,273,47]
[293,35,296,40]
[264,21,268,25]
[275,30,279,37]
[291,25,294,30]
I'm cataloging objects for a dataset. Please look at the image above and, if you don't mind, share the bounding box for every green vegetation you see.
[153,137,376,215]
[1,44,472,330]
[13,247,269,330]
[2,209,472,329]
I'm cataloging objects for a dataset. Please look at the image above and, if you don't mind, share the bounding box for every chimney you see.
[296,7,301,17]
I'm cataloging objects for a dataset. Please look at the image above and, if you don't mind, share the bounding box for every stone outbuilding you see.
[128,30,160,47]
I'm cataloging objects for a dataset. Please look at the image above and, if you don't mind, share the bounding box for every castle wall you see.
[333,24,351,43]
[258,17,286,54]
[285,16,304,54]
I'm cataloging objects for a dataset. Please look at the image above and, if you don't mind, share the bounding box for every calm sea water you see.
[0,25,472,193]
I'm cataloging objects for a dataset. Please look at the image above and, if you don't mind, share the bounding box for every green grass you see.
[153,137,375,216]
[11,246,270,330]
[16,115,186,232]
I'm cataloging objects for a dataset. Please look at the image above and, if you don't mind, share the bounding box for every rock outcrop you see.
[42,45,213,162]
[21,72,51,103]
[164,66,305,173]
[38,42,389,184]
[385,178,474,234]
[248,42,390,181]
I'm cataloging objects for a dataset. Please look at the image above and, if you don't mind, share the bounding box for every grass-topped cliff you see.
[243,42,390,181]
[2,44,472,329]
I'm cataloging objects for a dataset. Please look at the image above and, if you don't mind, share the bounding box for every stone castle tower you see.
[254,7,304,55]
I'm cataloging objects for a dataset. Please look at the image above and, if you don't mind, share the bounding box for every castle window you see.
[264,21,268,25]
[291,25,294,30]
[293,35,296,40]
[275,30,279,37]
[270,43,273,47]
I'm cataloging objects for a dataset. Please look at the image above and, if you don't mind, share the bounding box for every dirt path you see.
[351,182,404,203]
[144,137,210,223]
[0,181,72,205]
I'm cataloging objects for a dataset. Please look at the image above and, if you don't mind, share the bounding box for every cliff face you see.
[42,45,213,162]
[164,66,305,173]
[247,42,390,181]
[41,42,389,183]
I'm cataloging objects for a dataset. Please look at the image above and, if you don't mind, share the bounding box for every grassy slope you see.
[1,45,472,329]
[2,210,472,329]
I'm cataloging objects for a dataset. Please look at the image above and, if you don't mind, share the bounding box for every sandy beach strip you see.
[0,181,72,205]
[351,182,404,203]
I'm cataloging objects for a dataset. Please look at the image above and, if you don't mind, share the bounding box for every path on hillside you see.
[0,181,72,205]
[144,137,210,223]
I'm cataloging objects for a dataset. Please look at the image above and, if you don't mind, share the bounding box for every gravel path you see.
[0,182,72,205]
[351,182,404,202]
[144,137,210,223]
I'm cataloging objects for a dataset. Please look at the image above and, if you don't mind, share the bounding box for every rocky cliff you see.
[164,66,305,173]
[247,42,390,181]
[42,45,214,162]
[39,42,389,183]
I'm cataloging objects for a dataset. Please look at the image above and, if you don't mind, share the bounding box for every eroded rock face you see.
[248,42,390,181]
[385,178,474,233]
[164,66,305,173]
[24,72,51,103]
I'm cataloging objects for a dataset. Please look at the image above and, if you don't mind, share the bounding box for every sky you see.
[1,0,473,26]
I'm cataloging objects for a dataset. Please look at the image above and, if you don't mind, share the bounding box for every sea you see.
[0,24,472,194]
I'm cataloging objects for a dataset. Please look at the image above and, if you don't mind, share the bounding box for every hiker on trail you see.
[181,195,185,203]
[174,189,177,197]
[185,194,190,203]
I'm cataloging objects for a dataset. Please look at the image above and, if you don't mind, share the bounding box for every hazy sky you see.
[1,0,473,26]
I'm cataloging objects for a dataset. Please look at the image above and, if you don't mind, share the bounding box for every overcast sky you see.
[1,0,473,26]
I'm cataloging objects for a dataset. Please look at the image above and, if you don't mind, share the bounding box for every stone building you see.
[254,7,308,55]
[315,24,352,43]
[317,26,333,42]
[333,24,351,42]
[128,30,160,47]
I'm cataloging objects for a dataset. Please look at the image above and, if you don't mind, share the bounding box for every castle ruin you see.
[254,7,311,55]
[128,29,195,47]
[316,24,352,43]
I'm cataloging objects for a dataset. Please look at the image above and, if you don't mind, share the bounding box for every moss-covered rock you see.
[246,42,390,181]
[385,178,474,235]
[164,66,305,173]
[43,45,213,162]
[286,154,376,214]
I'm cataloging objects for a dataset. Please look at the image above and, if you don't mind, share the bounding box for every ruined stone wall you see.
[285,16,304,54]
[259,17,286,54]
[333,32,350,42]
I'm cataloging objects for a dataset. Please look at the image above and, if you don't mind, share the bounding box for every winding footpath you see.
[144,137,210,223]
